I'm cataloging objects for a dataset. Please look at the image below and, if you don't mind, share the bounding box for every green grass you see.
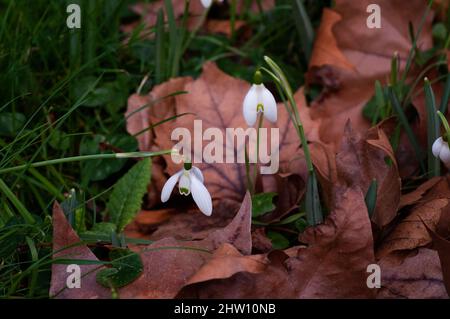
[0,0,330,298]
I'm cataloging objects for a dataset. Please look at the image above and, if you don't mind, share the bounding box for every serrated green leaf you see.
[96,248,143,288]
[90,222,117,235]
[252,192,277,217]
[107,158,151,233]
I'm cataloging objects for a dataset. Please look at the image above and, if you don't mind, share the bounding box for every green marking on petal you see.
[180,187,190,195]
[257,103,264,112]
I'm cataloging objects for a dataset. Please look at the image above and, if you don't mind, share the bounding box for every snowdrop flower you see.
[200,0,223,9]
[432,137,450,169]
[243,70,277,126]
[161,162,212,216]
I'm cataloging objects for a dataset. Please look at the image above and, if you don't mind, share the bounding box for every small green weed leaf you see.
[267,231,290,250]
[252,192,277,217]
[107,158,151,233]
[96,248,143,288]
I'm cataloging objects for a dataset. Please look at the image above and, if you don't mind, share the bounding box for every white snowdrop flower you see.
[243,70,277,126]
[201,0,223,9]
[432,136,450,169]
[161,162,212,216]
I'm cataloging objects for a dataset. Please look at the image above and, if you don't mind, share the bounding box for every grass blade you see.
[155,8,166,84]
[388,87,425,173]
[439,73,450,114]
[305,171,323,226]
[292,0,314,61]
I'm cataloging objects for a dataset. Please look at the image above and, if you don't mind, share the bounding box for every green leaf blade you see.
[107,158,152,233]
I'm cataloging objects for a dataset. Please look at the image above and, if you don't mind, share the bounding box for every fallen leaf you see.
[399,176,442,208]
[425,203,450,296]
[51,192,253,298]
[305,0,433,149]
[291,122,401,229]
[251,227,273,253]
[49,202,109,299]
[377,198,449,258]
[308,8,354,71]
[336,124,401,228]
[147,199,240,241]
[377,249,448,299]
[185,243,266,286]
[180,187,376,298]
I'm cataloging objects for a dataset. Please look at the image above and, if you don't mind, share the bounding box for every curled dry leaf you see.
[185,243,267,286]
[377,198,449,258]
[180,187,375,298]
[51,192,253,299]
[376,175,449,256]
[336,123,401,228]
[399,176,442,209]
[308,8,354,71]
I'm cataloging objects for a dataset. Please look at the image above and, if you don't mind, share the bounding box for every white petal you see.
[261,85,277,123]
[200,0,212,8]
[243,85,258,126]
[160,170,183,202]
[432,137,444,158]
[178,173,191,195]
[439,142,450,168]
[190,173,213,216]
[192,166,204,183]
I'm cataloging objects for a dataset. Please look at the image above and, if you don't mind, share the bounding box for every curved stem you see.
[0,150,172,175]
[253,113,264,194]
[437,111,450,143]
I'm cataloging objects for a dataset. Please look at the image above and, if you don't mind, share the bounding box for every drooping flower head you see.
[432,136,450,169]
[200,0,224,9]
[243,70,277,126]
[161,161,212,216]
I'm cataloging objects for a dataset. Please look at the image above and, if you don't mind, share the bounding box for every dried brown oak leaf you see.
[51,192,255,299]
[180,187,376,298]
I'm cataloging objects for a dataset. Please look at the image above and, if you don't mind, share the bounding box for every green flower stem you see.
[0,150,172,175]
[263,55,322,226]
[252,113,264,194]
[263,56,313,172]
[437,111,450,143]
